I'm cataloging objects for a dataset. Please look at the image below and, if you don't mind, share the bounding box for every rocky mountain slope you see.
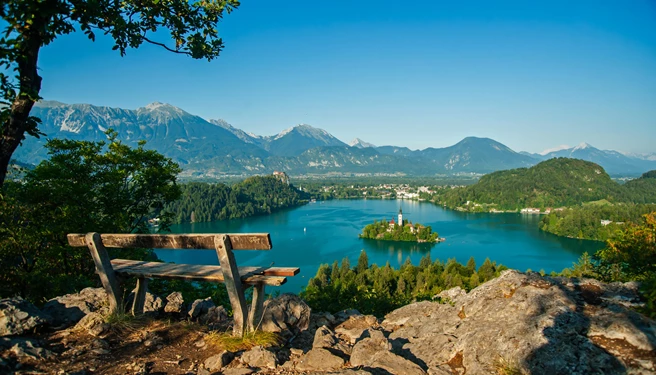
[416,136,538,173]
[15,101,655,177]
[1,270,654,374]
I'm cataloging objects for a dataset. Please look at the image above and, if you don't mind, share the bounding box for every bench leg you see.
[248,283,265,332]
[85,232,122,314]
[132,277,148,316]
[215,235,248,336]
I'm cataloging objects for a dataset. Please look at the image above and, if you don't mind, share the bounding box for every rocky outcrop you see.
[42,287,107,328]
[1,271,653,375]
[296,348,345,371]
[204,350,234,371]
[259,294,311,338]
[74,312,109,337]
[383,270,656,375]
[188,298,228,326]
[335,314,378,344]
[164,292,184,314]
[240,346,277,369]
[0,298,51,336]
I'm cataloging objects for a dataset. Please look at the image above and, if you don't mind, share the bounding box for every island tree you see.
[0,0,240,187]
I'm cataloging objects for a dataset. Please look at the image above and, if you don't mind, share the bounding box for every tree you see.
[356,250,369,274]
[0,130,181,301]
[596,212,656,281]
[0,0,240,187]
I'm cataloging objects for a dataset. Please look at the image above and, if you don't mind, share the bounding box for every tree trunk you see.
[0,35,43,188]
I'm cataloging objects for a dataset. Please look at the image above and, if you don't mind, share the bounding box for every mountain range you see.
[14,101,656,177]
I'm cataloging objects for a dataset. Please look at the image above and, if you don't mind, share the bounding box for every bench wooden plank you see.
[67,233,272,250]
[216,235,248,336]
[132,277,148,316]
[111,259,300,281]
[248,283,265,332]
[110,259,288,286]
[86,233,122,313]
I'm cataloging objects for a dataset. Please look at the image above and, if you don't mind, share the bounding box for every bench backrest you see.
[67,233,272,250]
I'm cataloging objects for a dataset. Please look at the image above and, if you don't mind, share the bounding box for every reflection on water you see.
[161,199,604,293]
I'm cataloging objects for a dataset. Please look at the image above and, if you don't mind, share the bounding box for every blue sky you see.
[37,0,656,153]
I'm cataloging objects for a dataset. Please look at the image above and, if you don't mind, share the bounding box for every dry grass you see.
[205,330,281,352]
[104,311,148,335]
[494,356,524,375]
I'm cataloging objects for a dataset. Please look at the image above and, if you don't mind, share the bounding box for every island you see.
[359,208,442,243]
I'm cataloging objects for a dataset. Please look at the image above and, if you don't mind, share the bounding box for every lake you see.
[159,199,604,293]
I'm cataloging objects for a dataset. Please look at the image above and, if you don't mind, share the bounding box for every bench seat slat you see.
[110,259,288,286]
[68,233,272,250]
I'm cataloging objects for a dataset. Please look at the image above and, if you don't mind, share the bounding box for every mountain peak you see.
[274,124,331,140]
[141,102,183,113]
[573,142,593,151]
[349,138,376,148]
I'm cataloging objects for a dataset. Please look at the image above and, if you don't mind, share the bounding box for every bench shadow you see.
[388,336,429,371]
[522,278,630,374]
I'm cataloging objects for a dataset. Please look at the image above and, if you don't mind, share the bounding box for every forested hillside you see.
[539,203,656,241]
[624,170,656,203]
[165,176,308,223]
[434,158,647,211]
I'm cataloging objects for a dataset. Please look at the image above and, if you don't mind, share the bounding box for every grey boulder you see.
[259,294,310,338]
[0,298,51,336]
[42,287,107,328]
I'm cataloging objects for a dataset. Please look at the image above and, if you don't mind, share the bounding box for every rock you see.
[434,286,466,302]
[74,312,109,337]
[310,312,337,330]
[126,291,164,314]
[313,325,338,349]
[8,337,54,361]
[382,270,656,375]
[188,298,214,319]
[296,348,345,371]
[335,314,378,344]
[240,346,277,369]
[333,309,361,324]
[199,306,228,325]
[222,368,255,375]
[350,329,392,367]
[42,288,107,328]
[194,339,206,348]
[164,292,184,314]
[368,351,426,375]
[0,298,51,336]
[204,350,234,371]
[197,368,210,375]
[259,294,310,338]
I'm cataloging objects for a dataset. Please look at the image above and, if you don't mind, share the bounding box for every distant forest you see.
[539,203,656,241]
[433,159,656,211]
[165,176,308,224]
[428,159,656,241]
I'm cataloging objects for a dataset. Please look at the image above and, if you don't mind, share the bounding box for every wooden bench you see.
[67,232,299,336]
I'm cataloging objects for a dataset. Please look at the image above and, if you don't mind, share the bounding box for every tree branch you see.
[142,36,189,55]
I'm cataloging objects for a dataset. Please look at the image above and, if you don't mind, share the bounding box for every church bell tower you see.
[398,208,403,226]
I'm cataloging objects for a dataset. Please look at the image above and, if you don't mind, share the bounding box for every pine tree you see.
[466,257,477,275]
[356,250,369,274]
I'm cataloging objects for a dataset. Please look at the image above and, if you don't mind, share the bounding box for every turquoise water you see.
[158,200,604,293]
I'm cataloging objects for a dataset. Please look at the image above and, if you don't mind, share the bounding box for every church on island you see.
[361,208,440,243]
[388,208,418,233]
